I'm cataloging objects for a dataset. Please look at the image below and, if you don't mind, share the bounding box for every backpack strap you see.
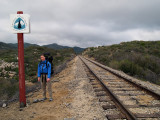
[46,60,49,68]
[39,61,48,70]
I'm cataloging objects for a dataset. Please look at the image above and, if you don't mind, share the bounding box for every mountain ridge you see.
[0,42,85,54]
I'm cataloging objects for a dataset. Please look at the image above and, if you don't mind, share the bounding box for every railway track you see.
[79,56,160,120]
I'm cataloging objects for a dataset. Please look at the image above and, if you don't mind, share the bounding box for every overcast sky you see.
[0,0,160,48]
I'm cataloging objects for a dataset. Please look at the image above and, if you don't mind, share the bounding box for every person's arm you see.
[38,64,41,81]
[47,62,51,79]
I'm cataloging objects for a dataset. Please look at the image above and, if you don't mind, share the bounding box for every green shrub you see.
[117,60,143,76]
[83,40,160,85]
[5,67,12,71]
[0,78,18,100]
[108,60,119,69]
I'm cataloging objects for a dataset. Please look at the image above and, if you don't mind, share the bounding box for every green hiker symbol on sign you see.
[14,17,26,30]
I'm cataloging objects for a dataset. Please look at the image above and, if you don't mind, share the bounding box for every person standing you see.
[38,54,53,101]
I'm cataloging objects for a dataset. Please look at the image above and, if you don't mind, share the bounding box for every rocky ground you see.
[0,56,106,120]
[0,60,18,78]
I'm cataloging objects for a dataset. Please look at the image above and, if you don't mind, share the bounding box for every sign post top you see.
[17,11,23,14]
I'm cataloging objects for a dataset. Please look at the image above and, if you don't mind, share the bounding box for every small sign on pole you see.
[10,11,30,108]
[10,13,30,33]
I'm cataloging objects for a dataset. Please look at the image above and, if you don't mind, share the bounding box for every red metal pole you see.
[17,11,26,108]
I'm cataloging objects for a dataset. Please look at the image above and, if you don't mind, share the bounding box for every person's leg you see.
[41,74,47,99]
[48,80,53,99]
[47,75,53,100]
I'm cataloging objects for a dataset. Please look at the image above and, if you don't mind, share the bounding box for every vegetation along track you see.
[79,56,160,120]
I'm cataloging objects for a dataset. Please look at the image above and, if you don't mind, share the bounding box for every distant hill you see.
[43,43,69,49]
[8,43,39,48]
[0,42,84,54]
[73,46,85,54]
[43,43,84,54]
[0,42,39,50]
[83,40,160,85]
[0,42,17,49]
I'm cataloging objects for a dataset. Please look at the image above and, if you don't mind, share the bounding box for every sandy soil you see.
[0,56,106,120]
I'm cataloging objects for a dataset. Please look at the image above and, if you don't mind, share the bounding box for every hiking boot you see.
[40,97,47,101]
[49,98,53,101]
[33,99,40,103]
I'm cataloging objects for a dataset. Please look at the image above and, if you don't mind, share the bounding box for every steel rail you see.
[83,56,160,100]
[79,56,137,120]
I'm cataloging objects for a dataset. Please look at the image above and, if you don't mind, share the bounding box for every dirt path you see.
[0,56,106,120]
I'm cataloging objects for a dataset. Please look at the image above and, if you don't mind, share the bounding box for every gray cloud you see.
[0,0,160,48]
